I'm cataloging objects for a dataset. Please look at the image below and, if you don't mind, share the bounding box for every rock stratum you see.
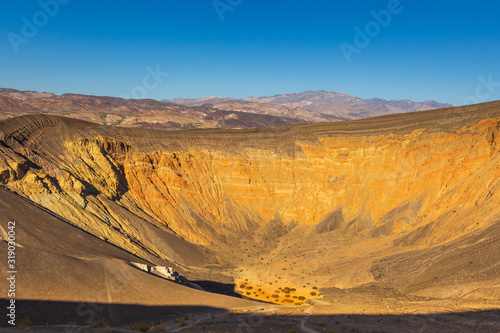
[0,101,499,329]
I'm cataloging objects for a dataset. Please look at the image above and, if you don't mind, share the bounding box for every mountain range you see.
[168,90,453,119]
[0,88,452,131]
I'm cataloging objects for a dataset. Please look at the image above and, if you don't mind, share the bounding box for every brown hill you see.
[0,101,499,330]
[0,96,40,115]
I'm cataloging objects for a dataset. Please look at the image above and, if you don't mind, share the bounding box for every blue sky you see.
[0,0,499,105]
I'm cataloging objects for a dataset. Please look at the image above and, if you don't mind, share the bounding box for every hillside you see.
[0,187,257,327]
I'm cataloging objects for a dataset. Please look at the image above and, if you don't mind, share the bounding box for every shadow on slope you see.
[193,280,242,298]
[1,300,499,332]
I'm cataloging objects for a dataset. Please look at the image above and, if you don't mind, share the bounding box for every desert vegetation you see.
[235,280,322,305]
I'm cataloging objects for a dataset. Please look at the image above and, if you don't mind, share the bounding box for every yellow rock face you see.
[105,118,500,246]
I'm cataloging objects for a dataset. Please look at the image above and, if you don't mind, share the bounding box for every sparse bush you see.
[310,291,317,296]
[151,327,166,332]
[90,318,109,328]
[134,323,152,332]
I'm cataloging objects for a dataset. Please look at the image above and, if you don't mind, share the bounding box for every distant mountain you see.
[0,95,40,113]
[208,100,343,123]
[0,89,330,130]
[169,90,453,120]
[364,97,453,111]
[169,96,237,105]
[0,88,56,100]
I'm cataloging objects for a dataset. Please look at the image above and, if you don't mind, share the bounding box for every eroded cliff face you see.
[118,118,500,246]
[1,105,500,270]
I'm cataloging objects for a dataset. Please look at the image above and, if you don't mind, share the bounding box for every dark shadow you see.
[1,299,499,332]
[193,280,242,298]
[192,281,274,304]
[0,299,224,328]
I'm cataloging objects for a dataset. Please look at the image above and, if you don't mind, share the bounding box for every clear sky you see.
[1,0,499,105]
